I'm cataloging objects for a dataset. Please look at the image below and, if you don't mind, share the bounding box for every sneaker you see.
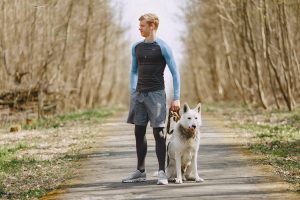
[157,170,168,185]
[122,170,146,183]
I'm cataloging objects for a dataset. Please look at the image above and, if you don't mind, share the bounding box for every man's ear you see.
[195,103,201,113]
[150,23,155,30]
[183,103,190,113]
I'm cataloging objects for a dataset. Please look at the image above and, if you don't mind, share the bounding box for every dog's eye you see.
[195,117,198,119]
[187,117,191,120]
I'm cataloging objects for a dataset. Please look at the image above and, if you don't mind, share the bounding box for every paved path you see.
[42,113,299,200]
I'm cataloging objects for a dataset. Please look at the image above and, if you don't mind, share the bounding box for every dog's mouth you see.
[186,127,196,137]
[179,125,197,138]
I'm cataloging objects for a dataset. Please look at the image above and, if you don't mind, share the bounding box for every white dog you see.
[166,103,204,184]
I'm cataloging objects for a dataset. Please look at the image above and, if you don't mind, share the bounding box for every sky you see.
[109,0,187,99]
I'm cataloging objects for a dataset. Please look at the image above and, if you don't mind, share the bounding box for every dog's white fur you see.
[166,103,204,184]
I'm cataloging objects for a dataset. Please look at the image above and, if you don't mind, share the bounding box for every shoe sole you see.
[122,177,147,183]
[157,180,168,185]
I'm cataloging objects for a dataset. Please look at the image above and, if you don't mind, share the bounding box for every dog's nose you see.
[192,125,196,129]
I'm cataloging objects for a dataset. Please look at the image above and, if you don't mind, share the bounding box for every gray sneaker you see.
[122,170,146,183]
[157,170,168,185]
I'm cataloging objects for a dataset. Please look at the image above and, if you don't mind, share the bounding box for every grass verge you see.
[205,102,300,192]
[22,108,114,130]
[0,107,118,199]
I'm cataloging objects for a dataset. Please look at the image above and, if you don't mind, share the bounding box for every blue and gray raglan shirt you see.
[130,38,180,100]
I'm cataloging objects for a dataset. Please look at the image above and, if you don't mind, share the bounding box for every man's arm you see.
[157,39,180,111]
[130,44,138,93]
[158,40,180,100]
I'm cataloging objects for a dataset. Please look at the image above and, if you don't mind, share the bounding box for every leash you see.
[166,107,181,135]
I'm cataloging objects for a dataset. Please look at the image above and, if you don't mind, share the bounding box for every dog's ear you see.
[195,103,201,113]
[183,103,190,113]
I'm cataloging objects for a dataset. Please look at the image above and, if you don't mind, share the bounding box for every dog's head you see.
[179,103,202,136]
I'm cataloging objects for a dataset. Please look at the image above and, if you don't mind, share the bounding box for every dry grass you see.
[205,102,300,193]
[0,108,118,199]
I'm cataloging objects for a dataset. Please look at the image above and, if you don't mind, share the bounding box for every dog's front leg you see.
[192,153,204,182]
[175,151,183,184]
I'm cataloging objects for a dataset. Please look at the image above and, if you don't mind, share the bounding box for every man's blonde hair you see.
[139,13,159,30]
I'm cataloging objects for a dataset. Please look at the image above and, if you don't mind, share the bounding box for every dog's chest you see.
[174,137,199,154]
[182,141,197,152]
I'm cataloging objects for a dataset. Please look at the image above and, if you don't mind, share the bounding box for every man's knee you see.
[153,127,165,139]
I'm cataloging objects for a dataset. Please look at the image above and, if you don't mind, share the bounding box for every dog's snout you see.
[192,125,196,129]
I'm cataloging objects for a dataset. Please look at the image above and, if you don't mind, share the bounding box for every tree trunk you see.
[243,1,268,109]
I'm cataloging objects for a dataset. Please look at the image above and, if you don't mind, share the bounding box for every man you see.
[122,13,180,185]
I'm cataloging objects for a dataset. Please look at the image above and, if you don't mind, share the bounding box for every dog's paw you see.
[168,178,176,182]
[195,176,204,182]
[175,178,183,184]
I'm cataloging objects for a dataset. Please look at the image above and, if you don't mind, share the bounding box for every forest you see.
[182,0,300,111]
[0,0,130,120]
[1,0,300,120]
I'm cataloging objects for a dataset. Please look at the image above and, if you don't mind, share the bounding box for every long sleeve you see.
[157,39,180,100]
[130,44,138,93]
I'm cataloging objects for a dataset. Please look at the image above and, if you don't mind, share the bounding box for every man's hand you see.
[170,100,180,112]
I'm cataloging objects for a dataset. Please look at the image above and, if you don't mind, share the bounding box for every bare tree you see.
[182,0,300,110]
[0,0,130,117]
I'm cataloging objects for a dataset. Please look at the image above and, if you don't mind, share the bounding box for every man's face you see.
[139,19,152,38]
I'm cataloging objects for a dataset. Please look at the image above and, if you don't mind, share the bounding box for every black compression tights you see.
[135,125,147,172]
[135,125,166,172]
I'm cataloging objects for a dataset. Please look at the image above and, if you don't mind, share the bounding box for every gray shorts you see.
[127,90,166,128]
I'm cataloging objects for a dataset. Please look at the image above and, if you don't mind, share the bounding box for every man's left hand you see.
[170,100,180,112]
